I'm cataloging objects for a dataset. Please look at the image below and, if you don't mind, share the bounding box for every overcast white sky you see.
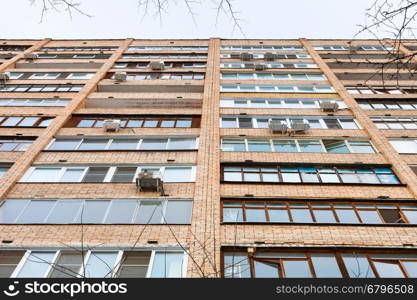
[2,0,376,39]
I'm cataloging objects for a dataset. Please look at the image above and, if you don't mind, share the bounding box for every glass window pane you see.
[283,260,312,278]
[60,168,84,182]
[336,209,360,223]
[176,119,192,128]
[313,210,336,223]
[298,140,324,152]
[139,139,167,150]
[323,140,349,153]
[78,139,108,150]
[117,251,151,278]
[223,208,243,222]
[165,201,192,224]
[24,168,61,182]
[163,167,192,182]
[268,209,290,222]
[291,209,313,222]
[84,252,118,278]
[374,262,405,278]
[109,139,139,150]
[76,201,109,223]
[224,253,250,278]
[77,119,95,127]
[246,209,266,222]
[342,254,375,278]
[46,200,82,224]
[17,201,54,223]
[49,252,83,278]
[404,211,417,224]
[390,140,417,154]
[358,210,382,224]
[311,254,342,277]
[168,138,196,150]
[150,252,184,278]
[247,140,271,152]
[82,167,108,182]
[17,252,55,277]
[135,201,163,224]
[111,167,136,183]
[273,140,297,152]
[0,200,30,223]
[282,172,301,183]
[254,261,279,278]
[224,171,242,181]
[48,139,80,150]
[105,200,137,223]
[402,262,417,277]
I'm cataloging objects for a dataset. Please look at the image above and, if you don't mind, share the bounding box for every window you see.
[29,73,60,80]
[372,117,417,130]
[67,73,94,80]
[73,116,199,128]
[221,138,375,154]
[0,199,192,225]
[357,99,417,110]
[220,116,357,129]
[21,165,195,183]
[220,84,334,93]
[0,138,34,151]
[222,164,399,185]
[221,72,325,81]
[224,249,416,278]
[0,98,70,107]
[7,249,184,278]
[222,200,417,225]
[0,85,83,93]
[48,137,198,151]
[390,139,417,154]
[111,72,205,80]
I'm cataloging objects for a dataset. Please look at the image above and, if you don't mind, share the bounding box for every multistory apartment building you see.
[0,38,417,278]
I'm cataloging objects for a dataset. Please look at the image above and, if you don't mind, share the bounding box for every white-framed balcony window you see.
[220,62,318,69]
[221,72,326,80]
[221,45,304,51]
[29,73,61,80]
[389,139,417,154]
[220,116,360,130]
[220,84,334,93]
[20,165,196,183]
[6,248,186,278]
[0,198,193,224]
[46,136,198,151]
[221,138,376,154]
[220,97,346,109]
[9,73,24,80]
[66,73,94,80]
[0,98,70,107]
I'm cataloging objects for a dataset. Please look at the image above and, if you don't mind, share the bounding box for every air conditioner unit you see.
[135,171,164,195]
[149,61,165,70]
[0,72,10,83]
[240,53,254,61]
[103,119,121,132]
[268,120,288,134]
[113,72,127,81]
[254,64,267,71]
[264,52,276,61]
[230,53,241,59]
[288,121,310,135]
[23,53,38,60]
[319,101,339,112]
